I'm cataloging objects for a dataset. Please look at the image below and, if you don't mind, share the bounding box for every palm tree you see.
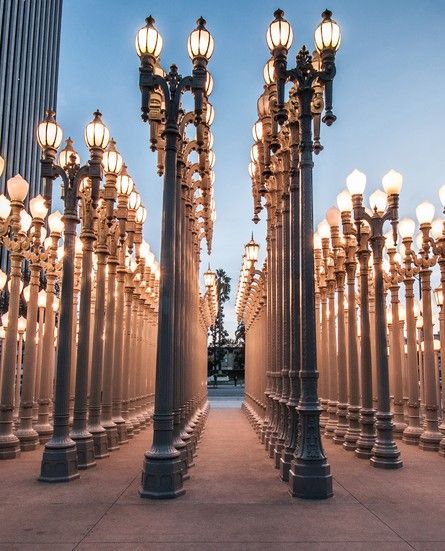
[208,269,231,386]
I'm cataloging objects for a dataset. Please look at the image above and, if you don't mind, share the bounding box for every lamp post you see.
[37,109,110,482]
[136,14,214,498]
[268,8,340,498]
[397,218,423,444]
[414,202,442,451]
[337,189,361,450]
[0,174,30,459]
[350,169,403,469]
[16,194,48,450]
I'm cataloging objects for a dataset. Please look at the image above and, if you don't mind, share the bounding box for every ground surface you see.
[1,388,445,550]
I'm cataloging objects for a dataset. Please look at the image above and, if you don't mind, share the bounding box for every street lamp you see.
[350,169,403,469]
[37,109,110,481]
[266,7,340,499]
[136,14,214,499]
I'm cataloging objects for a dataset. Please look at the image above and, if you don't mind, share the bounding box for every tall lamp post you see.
[136,15,214,499]
[349,169,403,469]
[37,110,110,482]
[267,8,341,498]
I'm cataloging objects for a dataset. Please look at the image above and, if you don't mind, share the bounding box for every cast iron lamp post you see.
[397,217,423,444]
[267,7,341,499]
[413,202,442,451]
[37,109,110,482]
[0,175,30,458]
[136,14,214,499]
[349,169,403,469]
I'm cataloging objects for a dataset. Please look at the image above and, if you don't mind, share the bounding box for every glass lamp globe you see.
[48,210,64,234]
[188,17,214,60]
[336,190,352,213]
[314,10,341,53]
[7,174,29,202]
[116,165,134,196]
[252,120,263,142]
[398,218,415,239]
[0,194,11,220]
[128,191,141,211]
[85,110,110,150]
[263,59,275,85]
[205,103,215,126]
[416,201,435,225]
[205,72,214,95]
[326,205,341,227]
[0,269,7,290]
[208,150,216,169]
[314,232,322,250]
[58,137,80,168]
[346,169,366,196]
[102,139,123,175]
[0,154,4,177]
[318,219,331,239]
[20,210,32,233]
[248,162,256,179]
[432,219,444,240]
[439,185,445,209]
[29,194,48,220]
[135,16,163,59]
[245,236,259,262]
[257,93,270,118]
[267,9,293,52]
[37,110,63,150]
[382,169,403,195]
[369,189,387,213]
[136,205,147,224]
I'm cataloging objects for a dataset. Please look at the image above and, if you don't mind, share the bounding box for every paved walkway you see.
[1,405,445,550]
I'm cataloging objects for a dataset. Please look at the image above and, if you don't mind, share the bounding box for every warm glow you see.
[7,174,29,202]
[18,316,27,332]
[188,17,214,60]
[434,286,444,308]
[416,201,435,225]
[84,111,110,150]
[326,206,341,227]
[116,166,134,197]
[48,210,64,234]
[205,72,214,95]
[208,150,216,169]
[248,161,256,179]
[382,169,403,195]
[0,270,6,291]
[346,169,366,196]
[128,191,141,211]
[314,232,322,250]
[245,237,260,262]
[267,9,293,52]
[37,111,63,150]
[135,16,163,58]
[58,137,80,168]
[263,59,275,85]
[102,139,123,175]
[314,10,341,53]
[369,189,387,213]
[318,219,331,239]
[29,194,48,220]
[20,210,32,233]
[0,155,5,177]
[38,289,47,308]
[336,190,352,213]
[205,103,215,126]
[398,217,415,239]
[252,120,263,142]
[0,194,11,220]
[432,218,444,240]
[136,205,147,223]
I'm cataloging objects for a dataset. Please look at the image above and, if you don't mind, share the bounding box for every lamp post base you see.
[288,459,333,499]
[370,439,403,469]
[39,440,80,482]
[114,419,129,445]
[279,446,295,482]
[0,433,21,459]
[419,430,442,452]
[71,432,96,469]
[16,428,40,452]
[402,425,422,445]
[139,452,185,499]
[90,426,110,459]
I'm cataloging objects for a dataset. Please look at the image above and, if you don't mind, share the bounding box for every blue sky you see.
[58,0,445,335]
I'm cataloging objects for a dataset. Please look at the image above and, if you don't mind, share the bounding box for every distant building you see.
[0,0,63,266]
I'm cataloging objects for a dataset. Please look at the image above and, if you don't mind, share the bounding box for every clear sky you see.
[58,0,445,335]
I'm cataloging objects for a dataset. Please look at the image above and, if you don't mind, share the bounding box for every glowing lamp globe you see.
[346,169,366,196]
[314,10,341,53]
[266,9,293,52]
[188,17,214,60]
[416,201,435,225]
[85,110,110,150]
[135,16,163,59]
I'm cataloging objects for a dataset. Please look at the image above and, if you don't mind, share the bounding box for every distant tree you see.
[208,268,231,386]
[233,321,245,380]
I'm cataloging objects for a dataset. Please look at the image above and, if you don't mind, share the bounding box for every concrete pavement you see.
[0,398,444,550]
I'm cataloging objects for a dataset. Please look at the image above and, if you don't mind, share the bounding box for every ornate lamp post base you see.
[16,428,40,452]
[289,460,333,499]
[419,431,442,452]
[90,427,110,459]
[0,434,21,459]
[104,425,120,451]
[71,432,97,469]
[402,425,423,446]
[114,420,129,445]
[35,424,53,445]
[139,453,185,499]
[370,416,403,469]
[39,441,80,482]
[279,447,294,482]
